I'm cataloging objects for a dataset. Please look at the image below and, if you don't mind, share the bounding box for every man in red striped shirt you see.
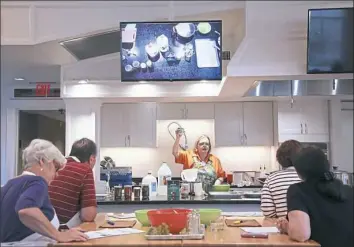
[49,138,97,227]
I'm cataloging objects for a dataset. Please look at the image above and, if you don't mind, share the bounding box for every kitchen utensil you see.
[187,210,201,235]
[134,210,151,226]
[225,219,261,227]
[156,34,169,53]
[197,22,211,35]
[99,220,136,228]
[125,64,133,73]
[145,42,160,61]
[173,23,196,39]
[211,184,230,192]
[195,39,220,68]
[197,209,221,226]
[194,182,204,197]
[167,122,188,151]
[147,209,192,234]
[241,232,269,239]
[181,168,198,182]
[332,166,353,186]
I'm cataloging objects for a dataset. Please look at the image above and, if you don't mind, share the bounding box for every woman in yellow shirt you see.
[172,129,225,191]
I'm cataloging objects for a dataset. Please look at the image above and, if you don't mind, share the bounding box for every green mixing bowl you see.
[135,209,151,226]
[212,184,231,192]
[198,208,222,225]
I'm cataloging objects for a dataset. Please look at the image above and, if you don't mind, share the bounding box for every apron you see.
[20,171,60,242]
[191,156,217,193]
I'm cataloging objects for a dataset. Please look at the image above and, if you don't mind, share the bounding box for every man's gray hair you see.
[22,139,66,169]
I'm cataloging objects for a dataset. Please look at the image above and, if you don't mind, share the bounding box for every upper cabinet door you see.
[127,103,157,148]
[277,101,303,135]
[243,102,274,146]
[185,103,215,119]
[301,100,329,135]
[214,102,243,147]
[101,104,129,147]
[157,103,185,120]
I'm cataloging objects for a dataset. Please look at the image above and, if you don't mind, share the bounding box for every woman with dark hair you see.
[277,146,353,247]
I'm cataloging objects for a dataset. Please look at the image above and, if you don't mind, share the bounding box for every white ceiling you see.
[1,40,75,85]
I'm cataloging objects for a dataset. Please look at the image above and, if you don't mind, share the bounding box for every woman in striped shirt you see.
[261,140,302,218]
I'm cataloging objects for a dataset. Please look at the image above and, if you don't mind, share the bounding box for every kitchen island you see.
[97,195,261,213]
[53,213,320,247]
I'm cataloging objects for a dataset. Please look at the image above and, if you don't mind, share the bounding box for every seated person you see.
[261,140,302,217]
[277,147,353,247]
[0,139,87,243]
[49,138,97,227]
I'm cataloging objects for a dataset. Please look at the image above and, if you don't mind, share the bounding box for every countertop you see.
[53,214,320,247]
[97,195,261,205]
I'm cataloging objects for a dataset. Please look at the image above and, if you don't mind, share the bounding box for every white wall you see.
[101,119,274,177]
[329,98,354,172]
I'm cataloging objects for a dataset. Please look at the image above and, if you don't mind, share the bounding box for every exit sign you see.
[35,83,51,97]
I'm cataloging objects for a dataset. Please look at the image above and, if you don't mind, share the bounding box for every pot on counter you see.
[173,23,196,44]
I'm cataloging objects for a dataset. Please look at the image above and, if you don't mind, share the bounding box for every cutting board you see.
[99,220,137,228]
[195,39,220,68]
[225,219,261,227]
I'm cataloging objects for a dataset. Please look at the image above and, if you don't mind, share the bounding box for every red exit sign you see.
[35,83,51,97]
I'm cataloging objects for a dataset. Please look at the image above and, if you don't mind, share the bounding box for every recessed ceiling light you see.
[138,81,148,84]
[14,77,24,81]
[78,79,88,84]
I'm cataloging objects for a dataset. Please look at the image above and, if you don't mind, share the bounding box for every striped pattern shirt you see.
[48,157,97,224]
[261,167,301,218]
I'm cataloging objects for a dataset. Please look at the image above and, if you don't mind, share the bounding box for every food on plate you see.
[147,223,170,235]
[197,22,211,34]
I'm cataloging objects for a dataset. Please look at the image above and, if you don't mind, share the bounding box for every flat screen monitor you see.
[307,8,353,74]
[120,21,222,81]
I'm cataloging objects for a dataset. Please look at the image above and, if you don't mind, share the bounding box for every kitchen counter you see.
[97,195,261,205]
[53,213,320,247]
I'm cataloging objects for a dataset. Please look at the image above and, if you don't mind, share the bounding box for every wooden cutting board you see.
[99,220,137,228]
[225,219,261,227]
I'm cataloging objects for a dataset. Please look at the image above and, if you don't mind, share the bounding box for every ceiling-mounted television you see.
[307,8,353,74]
[120,20,222,82]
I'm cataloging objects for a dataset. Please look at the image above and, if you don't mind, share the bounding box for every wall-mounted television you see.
[120,21,222,82]
[307,8,353,74]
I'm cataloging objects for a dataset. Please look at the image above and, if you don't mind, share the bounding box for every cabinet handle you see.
[305,123,308,134]
[241,135,244,145]
[244,134,247,145]
[128,135,131,147]
[300,123,303,134]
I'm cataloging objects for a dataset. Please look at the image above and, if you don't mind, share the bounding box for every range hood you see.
[244,79,354,97]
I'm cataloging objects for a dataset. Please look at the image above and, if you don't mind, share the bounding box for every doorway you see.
[17,110,66,175]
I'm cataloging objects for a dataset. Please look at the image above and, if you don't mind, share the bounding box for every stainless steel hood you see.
[244,79,354,97]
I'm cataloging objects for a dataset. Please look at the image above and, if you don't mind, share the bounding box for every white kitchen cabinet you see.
[277,100,329,142]
[101,104,129,147]
[157,103,185,120]
[101,103,157,148]
[127,103,157,147]
[157,103,214,120]
[243,102,274,146]
[215,102,243,146]
[214,102,274,146]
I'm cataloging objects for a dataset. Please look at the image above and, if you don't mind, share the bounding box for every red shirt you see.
[48,157,97,224]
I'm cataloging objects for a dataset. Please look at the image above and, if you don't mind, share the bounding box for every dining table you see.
[52,213,320,247]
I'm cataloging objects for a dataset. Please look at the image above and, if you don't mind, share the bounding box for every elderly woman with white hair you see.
[0,139,88,243]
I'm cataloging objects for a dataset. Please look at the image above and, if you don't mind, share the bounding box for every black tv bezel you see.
[306,7,354,74]
[119,20,223,82]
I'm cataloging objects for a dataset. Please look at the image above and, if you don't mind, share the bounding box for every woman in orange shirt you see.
[172,129,225,191]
